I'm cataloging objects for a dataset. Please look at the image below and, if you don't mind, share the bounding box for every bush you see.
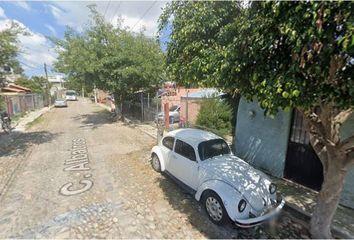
[0,97,5,112]
[195,98,232,136]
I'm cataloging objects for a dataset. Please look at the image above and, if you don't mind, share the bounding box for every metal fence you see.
[1,93,50,117]
[122,93,161,122]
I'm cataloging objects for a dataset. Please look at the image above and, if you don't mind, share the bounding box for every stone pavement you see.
[0,101,299,238]
[96,102,353,238]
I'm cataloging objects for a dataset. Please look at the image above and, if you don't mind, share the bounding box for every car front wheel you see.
[202,191,229,225]
[151,153,161,172]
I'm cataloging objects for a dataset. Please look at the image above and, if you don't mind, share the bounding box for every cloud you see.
[0,19,57,73]
[45,24,57,36]
[0,7,6,19]
[12,1,31,12]
[49,1,168,36]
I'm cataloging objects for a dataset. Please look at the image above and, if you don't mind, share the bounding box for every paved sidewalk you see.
[272,177,354,238]
[13,106,53,132]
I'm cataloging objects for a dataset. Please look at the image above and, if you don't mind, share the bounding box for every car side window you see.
[162,136,174,150]
[174,139,196,161]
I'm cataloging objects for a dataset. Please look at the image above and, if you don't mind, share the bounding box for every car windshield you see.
[169,105,179,111]
[198,139,231,161]
[66,91,76,96]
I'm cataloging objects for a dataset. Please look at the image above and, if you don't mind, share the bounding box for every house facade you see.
[234,97,354,209]
[48,75,66,98]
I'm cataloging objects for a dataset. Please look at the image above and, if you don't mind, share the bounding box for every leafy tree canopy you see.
[53,5,164,104]
[15,76,50,95]
[0,21,23,85]
[159,1,353,115]
[159,1,353,238]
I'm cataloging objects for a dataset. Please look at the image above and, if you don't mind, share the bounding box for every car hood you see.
[200,155,272,211]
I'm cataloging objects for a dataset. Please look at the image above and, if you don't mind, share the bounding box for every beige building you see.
[48,75,66,98]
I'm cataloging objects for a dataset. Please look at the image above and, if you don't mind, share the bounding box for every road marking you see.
[59,138,93,196]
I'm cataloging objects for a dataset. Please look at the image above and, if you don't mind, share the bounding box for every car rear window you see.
[174,139,196,161]
[162,136,174,150]
[169,105,179,111]
[198,139,230,161]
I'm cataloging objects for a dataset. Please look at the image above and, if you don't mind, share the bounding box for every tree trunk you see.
[120,94,125,122]
[304,107,354,239]
[310,153,347,238]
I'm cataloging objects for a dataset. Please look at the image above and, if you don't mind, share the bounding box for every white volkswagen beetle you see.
[151,128,285,227]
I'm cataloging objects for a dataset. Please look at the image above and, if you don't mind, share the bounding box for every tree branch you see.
[334,108,353,125]
[344,150,354,168]
[304,110,327,142]
[339,135,354,151]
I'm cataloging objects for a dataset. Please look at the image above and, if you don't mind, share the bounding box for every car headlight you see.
[269,183,277,194]
[238,199,247,212]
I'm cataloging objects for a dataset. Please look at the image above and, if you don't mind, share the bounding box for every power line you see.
[103,0,111,19]
[19,61,37,69]
[18,61,43,71]
[131,1,157,31]
[110,1,122,23]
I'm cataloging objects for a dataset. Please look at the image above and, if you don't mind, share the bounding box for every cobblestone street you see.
[0,100,310,238]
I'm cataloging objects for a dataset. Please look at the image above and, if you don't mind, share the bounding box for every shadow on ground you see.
[156,174,311,239]
[155,174,261,239]
[0,131,60,157]
[71,110,112,129]
[72,109,149,131]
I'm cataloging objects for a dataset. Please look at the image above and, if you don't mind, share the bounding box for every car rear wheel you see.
[151,154,161,172]
[202,191,229,225]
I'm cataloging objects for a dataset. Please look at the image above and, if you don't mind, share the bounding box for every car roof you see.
[166,128,222,147]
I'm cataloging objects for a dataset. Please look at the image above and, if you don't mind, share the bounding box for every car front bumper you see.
[234,198,285,228]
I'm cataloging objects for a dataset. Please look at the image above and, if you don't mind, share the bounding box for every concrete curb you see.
[284,202,354,239]
[13,106,53,132]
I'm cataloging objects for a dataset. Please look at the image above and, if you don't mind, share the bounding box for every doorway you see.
[284,109,324,191]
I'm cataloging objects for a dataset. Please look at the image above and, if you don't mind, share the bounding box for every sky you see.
[0,1,170,77]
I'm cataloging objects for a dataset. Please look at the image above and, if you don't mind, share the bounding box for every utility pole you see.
[44,63,50,106]
[94,84,97,104]
[44,63,48,80]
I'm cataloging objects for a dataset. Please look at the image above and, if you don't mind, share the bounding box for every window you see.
[169,105,179,111]
[162,137,174,150]
[198,139,231,161]
[175,139,196,161]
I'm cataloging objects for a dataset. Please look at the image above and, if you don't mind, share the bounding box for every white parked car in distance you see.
[156,105,180,123]
[151,128,284,227]
[65,90,78,101]
[54,98,67,108]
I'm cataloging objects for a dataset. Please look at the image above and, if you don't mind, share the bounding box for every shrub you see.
[195,98,232,136]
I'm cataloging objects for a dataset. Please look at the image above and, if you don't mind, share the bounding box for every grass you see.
[25,115,44,130]
[11,112,26,123]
